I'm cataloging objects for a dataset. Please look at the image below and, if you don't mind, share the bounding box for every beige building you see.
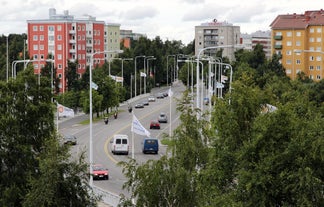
[105,23,121,58]
[195,19,241,61]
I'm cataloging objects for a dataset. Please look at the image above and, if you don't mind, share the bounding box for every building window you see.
[33,26,38,31]
[57,25,61,31]
[78,25,81,31]
[276,31,282,35]
[57,35,62,40]
[58,73,62,79]
[309,56,314,61]
[40,45,44,50]
[82,25,85,31]
[310,37,314,42]
[33,45,38,50]
[57,44,62,50]
[34,64,38,69]
[296,59,301,64]
[317,37,322,42]
[33,54,38,59]
[316,75,321,80]
[286,60,292,64]
[48,26,54,31]
[309,75,313,79]
[286,41,292,46]
[316,65,321,70]
[286,69,292,74]
[317,28,322,33]
[316,56,322,61]
[286,31,292,37]
[33,35,38,41]
[316,47,322,51]
[296,31,301,36]
[309,66,314,70]
[296,41,301,46]
[58,54,62,60]
[40,26,44,31]
[40,35,44,41]
[48,36,54,41]
[296,69,301,74]
[58,64,62,69]
[310,28,314,33]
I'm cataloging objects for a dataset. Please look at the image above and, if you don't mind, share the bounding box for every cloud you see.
[122,6,158,20]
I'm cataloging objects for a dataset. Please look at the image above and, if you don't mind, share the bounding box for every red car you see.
[92,164,109,180]
[150,120,160,129]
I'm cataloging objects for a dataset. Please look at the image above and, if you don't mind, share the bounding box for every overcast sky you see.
[0,0,323,44]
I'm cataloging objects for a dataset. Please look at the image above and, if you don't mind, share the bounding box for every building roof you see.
[270,9,324,30]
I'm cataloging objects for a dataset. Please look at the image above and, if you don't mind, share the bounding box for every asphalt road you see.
[58,81,185,201]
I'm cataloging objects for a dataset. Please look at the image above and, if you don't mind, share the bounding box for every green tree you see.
[0,67,98,206]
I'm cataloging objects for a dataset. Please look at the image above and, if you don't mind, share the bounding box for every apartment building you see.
[270,9,324,81]
[241,31,271,59]
[195,19,241,61]
[27,8,120,92]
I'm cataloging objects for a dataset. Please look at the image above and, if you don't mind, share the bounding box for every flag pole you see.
[131,111,135,160]
[169,86,172,137]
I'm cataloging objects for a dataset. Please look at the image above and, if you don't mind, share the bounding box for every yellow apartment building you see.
[270,10,324,81]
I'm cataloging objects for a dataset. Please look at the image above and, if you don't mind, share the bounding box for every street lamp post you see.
[167,55,175,86]
[144,56,154,94]
[196,45,239,114]
[121,58,133,87]
[146,57,156,93]
[89,50,123,188]
[134,55,145,97]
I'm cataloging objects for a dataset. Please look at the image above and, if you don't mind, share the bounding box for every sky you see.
[0,0,323,45]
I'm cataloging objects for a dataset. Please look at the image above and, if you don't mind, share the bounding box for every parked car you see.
[158,112,168,123]
[110,134,129,155]
[142,138,159,154]
[163,91,169,97]
[91,164,109,180]
[150,120,160,129]
[135,103,144,108]
[203,97,209,105]
[63,134,77,145]
[148,96,156,102]
[156,93,164,99]
[142,100,149,106]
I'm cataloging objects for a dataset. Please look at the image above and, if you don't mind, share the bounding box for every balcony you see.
[274,35,282,40]
[274,44,282,49]
[69,49,76,53]
[69,39,76,44]
[69,30,76,34]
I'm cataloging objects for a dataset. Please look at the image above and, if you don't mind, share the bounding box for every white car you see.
[110,134,129,155]
[148,96,156,102]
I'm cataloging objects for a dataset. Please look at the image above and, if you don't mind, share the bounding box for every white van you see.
[110,134,129,155]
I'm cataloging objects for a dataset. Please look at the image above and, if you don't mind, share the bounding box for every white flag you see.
[91,81,98,90]
[57,103,75,118]
[140,72,147,77]
[168,88,173,97]
[131,114,150,137]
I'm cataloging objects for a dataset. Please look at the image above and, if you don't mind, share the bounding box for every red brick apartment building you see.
[27,8,105,92]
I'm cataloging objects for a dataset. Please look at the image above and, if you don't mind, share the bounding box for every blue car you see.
[142,138,159,154]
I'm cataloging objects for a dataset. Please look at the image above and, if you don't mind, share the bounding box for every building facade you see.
[270,10,324,81]
[27,8,121,92]
[195,19,241,61]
